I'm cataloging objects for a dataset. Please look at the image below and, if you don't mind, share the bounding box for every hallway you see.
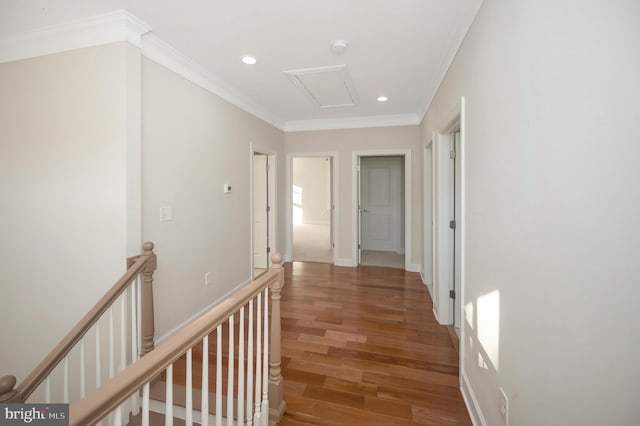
[279,262,470,425]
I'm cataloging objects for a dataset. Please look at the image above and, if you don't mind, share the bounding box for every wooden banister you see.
[70,253,286,426]
[4,242,156,403]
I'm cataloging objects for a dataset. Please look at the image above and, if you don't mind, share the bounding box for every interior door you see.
[361,156,402,252]
[253,153,268,270]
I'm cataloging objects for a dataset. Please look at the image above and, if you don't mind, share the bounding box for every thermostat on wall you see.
[224,184,232,193]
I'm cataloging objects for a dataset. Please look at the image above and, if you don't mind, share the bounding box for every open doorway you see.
[357,155,406,269]
[291,157,334,263]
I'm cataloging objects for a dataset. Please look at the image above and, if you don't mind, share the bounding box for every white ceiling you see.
[0,0,482,131]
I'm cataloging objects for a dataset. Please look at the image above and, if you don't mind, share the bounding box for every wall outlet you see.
[499,387,509,425]
[205,272,212,287]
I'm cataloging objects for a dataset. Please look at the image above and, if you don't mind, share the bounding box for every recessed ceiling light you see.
[242,56,257,65]
[377,96,388,102]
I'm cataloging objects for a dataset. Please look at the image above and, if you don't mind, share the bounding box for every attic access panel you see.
[284,65,359,108]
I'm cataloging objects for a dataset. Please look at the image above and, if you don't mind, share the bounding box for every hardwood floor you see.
[278,261,471,425]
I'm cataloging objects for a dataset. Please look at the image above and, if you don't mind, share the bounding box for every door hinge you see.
[332,243,335,249]
[267,247,271,253]
[267,205,271,212]
[450,149,456,160]
[358,243,361,249]
[450,220,456,230]
[449,290,456,299]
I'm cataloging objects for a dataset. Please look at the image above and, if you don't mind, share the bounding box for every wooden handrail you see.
[69,256,285,426]
[0,242,156,403]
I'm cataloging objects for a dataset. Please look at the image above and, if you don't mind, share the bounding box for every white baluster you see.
[80,338,86,398]
[186,348,193,426]
[119,294,126,423]
[227,315,235,426]
[63,356,69,403]
[45,376,51,404]
[238,306,245,426]
[109,307,115,380]
[137,275,143,354]
[201,335,209,426]
[216,325,222,426]
[166,364,174,426]
[96,320,101,388]
[246,300,254,426]
[114,402,122,426]
[254,294,262,425]
[261,288,269,426]
[142,382,150,426]
[120,294,126,371]
[131,282,140,415]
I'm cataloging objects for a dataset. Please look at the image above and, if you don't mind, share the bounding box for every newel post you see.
[268,253,286,424]
[140,241,157,356]
[0,375,19,403]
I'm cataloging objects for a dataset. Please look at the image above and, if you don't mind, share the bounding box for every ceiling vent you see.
[284,65,359,108]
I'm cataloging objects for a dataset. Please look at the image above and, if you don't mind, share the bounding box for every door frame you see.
[352,149,413,271]
[423,140,435,298]
[250,143,277,278]
[432,97,466,338]
[285,151,339,264]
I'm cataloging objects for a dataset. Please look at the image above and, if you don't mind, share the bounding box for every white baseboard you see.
[334,258,357,267]
[407,263,421,273]
[432,307,440,323]
[155,277,251,344]
[301,220,330,225]
[461,370,487,426]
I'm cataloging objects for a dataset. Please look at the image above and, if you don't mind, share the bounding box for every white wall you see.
[141,57,285,340]
[0,42,137,382]
[285,126,422,268]
[421,0,640,424]
[292,157,331,224]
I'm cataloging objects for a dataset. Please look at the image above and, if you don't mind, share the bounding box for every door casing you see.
[352,149,413,271]
[285,151,339,263]
[250,143,277,278]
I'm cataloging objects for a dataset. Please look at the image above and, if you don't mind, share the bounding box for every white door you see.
[361,156,402,252]
[253,153,268,269]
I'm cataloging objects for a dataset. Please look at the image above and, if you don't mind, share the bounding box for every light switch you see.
[224,184,232,193]
[160,206,173,222]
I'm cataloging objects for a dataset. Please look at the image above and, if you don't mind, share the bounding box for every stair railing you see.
[0,241,157,418]
[69,253,286,426]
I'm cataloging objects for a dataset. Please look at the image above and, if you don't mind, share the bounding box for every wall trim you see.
[0,9,151,64]
[407,263,422,273]
[334,258,357,267]
[284,114,421,132]
[155,276,252,344]
[461,371,487,426]
[0,10,430,133]
[141,33,284,130]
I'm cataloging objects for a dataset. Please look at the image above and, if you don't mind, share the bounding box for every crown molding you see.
[283,113,421,132]
[0,10,151,64]
[141,34,285,130]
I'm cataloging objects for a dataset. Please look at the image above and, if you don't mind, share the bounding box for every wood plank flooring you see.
[278,262,470,425]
